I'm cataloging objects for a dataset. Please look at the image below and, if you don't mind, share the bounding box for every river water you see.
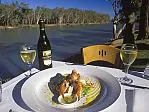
[0,23,113,79]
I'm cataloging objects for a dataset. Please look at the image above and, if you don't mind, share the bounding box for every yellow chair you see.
[81,45,121,68]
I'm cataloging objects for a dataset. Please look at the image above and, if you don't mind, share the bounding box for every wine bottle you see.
[37,19,52,70]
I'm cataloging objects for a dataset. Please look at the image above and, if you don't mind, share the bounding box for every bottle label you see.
[42,50,52,66]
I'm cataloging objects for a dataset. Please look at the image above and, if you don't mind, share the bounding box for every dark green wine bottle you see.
[37,19,52,70]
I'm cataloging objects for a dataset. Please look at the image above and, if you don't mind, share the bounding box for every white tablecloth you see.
[0,61,149,112]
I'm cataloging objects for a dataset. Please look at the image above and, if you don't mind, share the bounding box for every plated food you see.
[21,65,121,111]
[58,93,78,105]
[48,69,102,107]
[58,70,95,101]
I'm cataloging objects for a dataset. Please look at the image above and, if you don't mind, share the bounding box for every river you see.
[0,23,113,80]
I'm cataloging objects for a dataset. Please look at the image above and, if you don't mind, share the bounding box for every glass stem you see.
[124,64,130,74]
[28,64,32,76]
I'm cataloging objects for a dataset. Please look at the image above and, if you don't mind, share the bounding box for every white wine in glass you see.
[119,44,138,83]
[120,50,137,66]
[20,44,36,76]
[20,50,36,65]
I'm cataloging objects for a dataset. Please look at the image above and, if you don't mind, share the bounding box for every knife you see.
[125,89,135,112]
[121,83,149,89]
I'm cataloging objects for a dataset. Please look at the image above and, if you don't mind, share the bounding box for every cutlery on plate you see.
[25,70,40,77]
[121,83,149,89]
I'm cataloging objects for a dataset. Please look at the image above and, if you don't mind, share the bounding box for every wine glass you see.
[119,44,138,84]
[0,77,2,102]
[20,44,36,77]
[144,64,149,77]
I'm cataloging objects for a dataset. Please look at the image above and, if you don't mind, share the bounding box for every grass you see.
[131,50,149,71]
[106,38,149,71]
[137,50,149,59]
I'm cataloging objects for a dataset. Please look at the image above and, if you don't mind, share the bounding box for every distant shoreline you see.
[0,22,109,30]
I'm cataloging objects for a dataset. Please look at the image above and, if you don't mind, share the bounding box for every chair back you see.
[81,45,121,68]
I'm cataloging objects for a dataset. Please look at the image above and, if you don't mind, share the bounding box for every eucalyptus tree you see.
[73,9,82,24]
[42,7,52,24]
[137,0,149,40]
[51,7,62,24]
[107,0,148,41]
[35,6,45,24]
[0,4,6,25]
[64,8,78,24]
[1,3,16,26]
[0,1,110,27]
[55,7,65,25]
[63,8,72,24]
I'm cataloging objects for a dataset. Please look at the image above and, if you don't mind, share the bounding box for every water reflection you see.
[0,24,112,79]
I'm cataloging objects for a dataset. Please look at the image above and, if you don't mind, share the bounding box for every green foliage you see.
[82,86,90,95]
[0,1,110,27]
[107,0,149,40]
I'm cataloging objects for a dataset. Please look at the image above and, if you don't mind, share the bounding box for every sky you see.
[2,0,114,17]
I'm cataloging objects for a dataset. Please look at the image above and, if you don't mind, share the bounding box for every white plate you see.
[21,65,121,112]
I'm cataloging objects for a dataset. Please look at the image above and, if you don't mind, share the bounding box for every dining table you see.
[0,60,149,112]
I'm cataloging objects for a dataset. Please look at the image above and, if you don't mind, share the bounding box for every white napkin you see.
[133,89,149,112]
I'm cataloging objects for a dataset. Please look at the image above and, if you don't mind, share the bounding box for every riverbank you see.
[105,38,149,71]
[64,37,149,71]
[0,22,106,30]
[0,23,113,83]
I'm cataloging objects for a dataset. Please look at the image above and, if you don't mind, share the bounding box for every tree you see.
[35,6,44,24]
[0,1,110,27]
[137,0,149,40]
[107,0,145,43]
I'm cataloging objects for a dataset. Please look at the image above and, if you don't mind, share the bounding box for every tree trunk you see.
[59,16,63,25]
[147,1,149,39]
[121,0,135,44]
[113,20,117,39]
[123,23,135,44]
[137,0,148,40]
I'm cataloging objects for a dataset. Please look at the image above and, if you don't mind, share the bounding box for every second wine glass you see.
[119,44,138,84]
[20,44,36,77]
